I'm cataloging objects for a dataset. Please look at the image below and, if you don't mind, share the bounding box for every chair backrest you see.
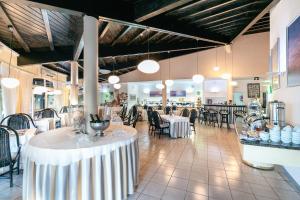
[147,106,153,112]
[143,105,148,110]
[147,110,153,124]
[0,125,19,168]
[165,106,171,115]
[1,113,36,130]
[190,109,198,123]
[180,108,190,117]
[152,111,161,129]
[157,105,162,110]
[40,108,60,119]
[172,105,177,111]
[60,106,69,113]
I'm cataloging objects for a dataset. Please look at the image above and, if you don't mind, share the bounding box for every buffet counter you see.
[235,116,300,169]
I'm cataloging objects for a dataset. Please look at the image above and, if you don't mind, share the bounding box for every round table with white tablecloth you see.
[22,125,139,200]
[34,118,55,132]
[160,115,191,138]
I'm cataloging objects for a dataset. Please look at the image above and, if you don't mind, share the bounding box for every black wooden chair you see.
[165,106,171,115]
[59,106,69,113]
[172,105,177,111]
[119,106,127,121]
[147,109,155,135]
[123,106,139,128]
[0,125,21,187]
[152,111,170,138]
[190,109,197,134]
[219,109,230,129]
[36,108,61,128]
[180,108,190,117]
[1,113,37,130]
[208,109,219,127]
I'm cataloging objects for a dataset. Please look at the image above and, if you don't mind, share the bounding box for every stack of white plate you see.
[292,126,300,144]
[270,125,281,143]
[259,131,270,142]
[281,126,292,144]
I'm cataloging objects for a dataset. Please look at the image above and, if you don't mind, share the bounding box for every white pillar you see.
[83,15,98,134]
[70,61,79,105]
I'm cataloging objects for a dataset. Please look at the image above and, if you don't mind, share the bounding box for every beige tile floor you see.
[0,121,299,200]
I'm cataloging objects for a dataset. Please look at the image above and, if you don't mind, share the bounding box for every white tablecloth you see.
[59,113,73,127]
[160,115,191,138]
[34,118,55,132]
[23,125,139,200]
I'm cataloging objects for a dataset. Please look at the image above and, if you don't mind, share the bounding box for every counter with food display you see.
[235,115,300,170]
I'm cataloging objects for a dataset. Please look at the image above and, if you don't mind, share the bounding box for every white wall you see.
[270,0,300,185]
[120,32,269,83]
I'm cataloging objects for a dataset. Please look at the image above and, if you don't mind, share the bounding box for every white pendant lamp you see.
[165,51,173,86]
[156,83,165,90]
[108,57,120,84]
[137,29,160,74]
[165,79,174,86]
[1,25,19,88]
[108,75,120,84]
[193,41,204,84]
[221,73,231,80]
[113,83,121,89]
[213,66,220,71]
[138,59,160,74]
[230,81,238,86]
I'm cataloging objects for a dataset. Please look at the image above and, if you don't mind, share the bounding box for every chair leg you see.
[9,165,13,187]
[17,157,20,175]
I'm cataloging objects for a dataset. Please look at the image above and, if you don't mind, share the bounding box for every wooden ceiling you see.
[0,0,276,82]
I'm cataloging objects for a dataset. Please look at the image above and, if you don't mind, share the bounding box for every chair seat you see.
[160,123,169,128]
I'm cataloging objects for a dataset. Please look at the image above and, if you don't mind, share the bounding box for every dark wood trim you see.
[127,29,147,45]
[0,2,30,52]
[99,22,110,40]
[111,26,131,46]
[41,9,54,51]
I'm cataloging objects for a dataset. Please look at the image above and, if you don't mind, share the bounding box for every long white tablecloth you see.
[22,125,139,200]
[160,115,191,138]
[34,118,55,132]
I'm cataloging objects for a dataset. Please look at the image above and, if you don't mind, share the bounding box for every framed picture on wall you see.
[247,83,260,98]
[271,38,280,90]
[287,16,300,87]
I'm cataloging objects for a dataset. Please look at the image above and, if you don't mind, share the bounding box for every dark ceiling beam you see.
[231,0,279,43]
[43,63,70,75]
[167,0,207,15]
[99,22,110,40]
[139,16,229,44]
[208,17,252,29]
[41,9,54,51]
[18,46,73,66]
[111,26,132,46]
[199,10,257,26]
[73,19,84,61]
[208,22,246,32]
[155,34,171,43]
[127,29,147,45]
[134,0,194,22]
[192,1,265,24]
[141,32,160,44]
[0,3,30,52]
[180,0,239,20]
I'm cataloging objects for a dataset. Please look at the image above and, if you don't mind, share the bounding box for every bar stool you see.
[219,109,230,128]
[208,109,219,127]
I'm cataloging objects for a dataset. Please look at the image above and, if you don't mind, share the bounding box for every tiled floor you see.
[1,121,300,200]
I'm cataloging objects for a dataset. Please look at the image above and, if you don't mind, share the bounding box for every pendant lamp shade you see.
[1,77,20,88]
[113,83,121,89]
[156,83,165,90]
[165,79,174,86]
[108,75,120,84]
[192,74,204,84]
[137,59,160,74]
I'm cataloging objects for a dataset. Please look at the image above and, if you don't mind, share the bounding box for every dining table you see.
[34,118,55,132]
[160,115,191,138]
[22,125,139,200]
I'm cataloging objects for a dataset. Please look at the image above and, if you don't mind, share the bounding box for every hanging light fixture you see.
[143,88,150,94]
[230,81,238,86]
[108,57,120,84]
[1,25,20,88]
[192,40,205,84]
[221,73,231,80]
[33,68,48,94]
[165,51,173,87]
[213,47,220,71]
[156,83,165,90]
[137,29,160,74]
[114,83,121,89]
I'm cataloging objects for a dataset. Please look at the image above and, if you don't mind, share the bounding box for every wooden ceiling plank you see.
[208,17,252,29]
[141,32,160,44]
[127,29,147,45]
[0,2,30,52]
[111,26,132,46]
[41,9,54,50]
[192,1,265,24]
[181,0,239,20]
[231,0,279,43]
[135,0,194,22]
[99,22,110,40]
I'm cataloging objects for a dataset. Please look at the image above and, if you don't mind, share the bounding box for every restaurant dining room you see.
[1,0,300,200]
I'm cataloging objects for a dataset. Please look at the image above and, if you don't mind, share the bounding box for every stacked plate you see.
[259,131,270,142]
[292,126,300,144]
[281,126,292,144]
[270,125,281,143]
